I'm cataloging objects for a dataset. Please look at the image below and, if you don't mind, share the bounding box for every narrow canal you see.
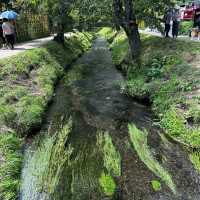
[20,38,200,200]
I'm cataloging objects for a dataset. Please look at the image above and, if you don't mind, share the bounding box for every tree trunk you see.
[124,25,141,61]
[113,0,141,63]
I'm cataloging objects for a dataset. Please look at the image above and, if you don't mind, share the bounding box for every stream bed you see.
[19,38,200,200]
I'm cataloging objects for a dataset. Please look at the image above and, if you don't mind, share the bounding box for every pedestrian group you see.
[0,18,16,49]
[163,8,181,38]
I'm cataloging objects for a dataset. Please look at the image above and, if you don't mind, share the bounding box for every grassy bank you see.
[0,32,93,200]
[99,27,200,172]
[109,30,200,148]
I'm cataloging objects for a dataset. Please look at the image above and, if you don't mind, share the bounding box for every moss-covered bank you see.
[0,32,93,200]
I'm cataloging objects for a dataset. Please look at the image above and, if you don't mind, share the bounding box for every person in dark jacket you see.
[0,19,6,48]
[163,9,172,37]
[172,9,180,38]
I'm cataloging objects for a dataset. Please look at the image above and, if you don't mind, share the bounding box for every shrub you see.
[179,21,193,35]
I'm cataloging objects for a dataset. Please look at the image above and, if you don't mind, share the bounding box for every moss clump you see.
[128,124,176,194]
[99,173,116,196]
[151,180,161,192]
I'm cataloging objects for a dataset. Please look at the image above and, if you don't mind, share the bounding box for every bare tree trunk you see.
[113,0,141,62]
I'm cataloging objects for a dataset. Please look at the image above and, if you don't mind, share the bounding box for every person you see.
[172,9,180,38]
[194,9,200,30]
[0,19,6,48]
[2,18,15,49]
[163,9,172,37]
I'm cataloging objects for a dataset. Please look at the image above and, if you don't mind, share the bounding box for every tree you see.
[113,0,141,63]
[46,0,74,43]
[75,0,113,30]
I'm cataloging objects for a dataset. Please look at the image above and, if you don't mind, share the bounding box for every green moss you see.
[99,173,116,196]
[151,180,161,192]
[128,124,176,194]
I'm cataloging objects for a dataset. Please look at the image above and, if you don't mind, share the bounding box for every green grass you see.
[128,124,176,194]
[151,180,161,192]
[0,131,23,200]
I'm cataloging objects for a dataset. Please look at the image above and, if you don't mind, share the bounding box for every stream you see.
[19,38,200,200]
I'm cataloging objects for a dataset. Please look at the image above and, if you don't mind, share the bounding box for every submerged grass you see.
[20,119,73,199]
[97,131,121,197]
[98,132,121,177]
[128,124,176,194]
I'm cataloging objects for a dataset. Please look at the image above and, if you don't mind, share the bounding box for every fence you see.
[16,12,50,42]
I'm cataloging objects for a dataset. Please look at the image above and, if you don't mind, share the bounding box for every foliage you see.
[0,131,23,200]
[179,21,193,35]
[75,0,113,29]
[161,108,186,137]
[99,173,116,197]
[151,180,162,192]
[128,124,176,194]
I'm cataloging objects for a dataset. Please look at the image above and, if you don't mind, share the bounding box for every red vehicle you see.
[181,1,200,20]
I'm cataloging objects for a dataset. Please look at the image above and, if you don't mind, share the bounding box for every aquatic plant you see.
[128,124,176,194]
[97,132,121,177]
[99,173,116,197]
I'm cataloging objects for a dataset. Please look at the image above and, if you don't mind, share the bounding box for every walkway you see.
[140,29,200,42]
[0,33,72,60]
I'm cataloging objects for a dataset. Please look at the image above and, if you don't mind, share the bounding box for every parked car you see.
[181,1,200,20]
